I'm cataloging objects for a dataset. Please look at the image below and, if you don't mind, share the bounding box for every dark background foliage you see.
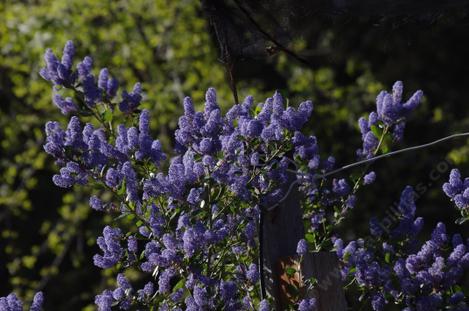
[1,0,468,309]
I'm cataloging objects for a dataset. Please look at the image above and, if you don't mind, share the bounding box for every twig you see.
[226,62,239,105]
[201,0,240,104]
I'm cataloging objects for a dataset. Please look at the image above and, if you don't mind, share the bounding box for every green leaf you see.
[381,143,390,154]
[370,125,381,138]
[380,135,392,154]
[343,252,351,262]
[305,233,315,243]
[102,109,113,123]
[117,179,126,196]
[254,105,262,114]
[285,267,296,277]
[384,252,391,264]
[114,212,131,221]
[173,278,185,291]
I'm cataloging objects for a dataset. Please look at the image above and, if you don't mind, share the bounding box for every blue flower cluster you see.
[443,169,469,223]
[93,226,124,269]
[44,110,166,190]
[357,81,423,159]
[32,40,448,311]
[39,41,140,114]
[336,186,469,311]
[39,41,76,87]
[0,292,43,311]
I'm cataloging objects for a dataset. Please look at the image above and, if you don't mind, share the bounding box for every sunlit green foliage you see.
[5,0,464,310]
[0,0,231,308]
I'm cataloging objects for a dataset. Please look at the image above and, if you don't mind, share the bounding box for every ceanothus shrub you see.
[336,186,469,311]
[1,41,468,311]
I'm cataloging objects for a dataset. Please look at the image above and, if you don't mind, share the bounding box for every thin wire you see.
[265,179,300,212]
[267,131,469,212]
[317,131,469,180]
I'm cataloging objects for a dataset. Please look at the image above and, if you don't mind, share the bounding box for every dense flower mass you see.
[5,40,462,310]
[336,187,469,311]
[0,292,44,311]
[38,41,325,310]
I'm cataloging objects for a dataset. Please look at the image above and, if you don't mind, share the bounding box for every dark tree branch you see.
[233,0,314,69]
[201,0,240,104]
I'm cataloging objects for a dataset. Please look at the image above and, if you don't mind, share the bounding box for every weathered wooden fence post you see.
[262,180,347,310]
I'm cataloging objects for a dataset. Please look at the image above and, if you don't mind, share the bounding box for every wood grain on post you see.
[262,176,347,310]
[276,253,347,311]
[262,181,305,309]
